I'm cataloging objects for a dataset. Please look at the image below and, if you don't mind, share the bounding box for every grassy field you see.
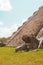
[0,47,43,65]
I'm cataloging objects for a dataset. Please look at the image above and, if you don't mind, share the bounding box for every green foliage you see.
[0,38,7,43]
[0,47,43,65]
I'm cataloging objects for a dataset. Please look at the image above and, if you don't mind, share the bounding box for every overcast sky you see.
[0,0,43,37]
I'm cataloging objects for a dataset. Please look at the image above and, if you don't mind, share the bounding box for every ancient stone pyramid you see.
[7,6,43,47]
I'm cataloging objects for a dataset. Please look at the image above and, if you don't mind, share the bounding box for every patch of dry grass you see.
[0,47,43,65]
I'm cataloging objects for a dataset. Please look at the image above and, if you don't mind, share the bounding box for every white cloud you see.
[0,18,27,38]
[0,24,18,37]
[21,18,27,25]
[22,19,27,23]
[0,21,4,26]
[0,0,12,11]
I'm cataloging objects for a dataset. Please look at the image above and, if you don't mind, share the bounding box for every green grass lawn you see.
[0,47,43,65]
